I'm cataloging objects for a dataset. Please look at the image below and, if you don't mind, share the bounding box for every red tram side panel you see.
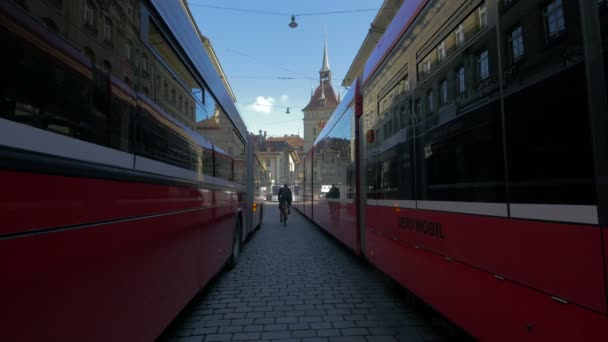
[366,206,606,312]
[1,1,255,340]
[365,228,608,341]
[357,0,608,340]
[1,190,235,341]
[305,85,361,253]
[299,0,608,340]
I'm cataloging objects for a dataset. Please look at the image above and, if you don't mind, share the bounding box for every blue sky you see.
[187,0,384,137]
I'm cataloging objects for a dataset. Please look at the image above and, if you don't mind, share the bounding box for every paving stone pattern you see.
[159,203,458,342]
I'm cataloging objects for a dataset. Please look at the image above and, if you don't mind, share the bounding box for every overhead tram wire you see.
[186,3,383,17]
[185,4,286,16]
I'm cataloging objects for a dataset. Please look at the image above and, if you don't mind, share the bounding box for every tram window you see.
[203,147,214,176]
[1,27,131,153]
[137,110,195,170]
[214,150,232,181]
[418,101,505,202]
[497,0,595,205]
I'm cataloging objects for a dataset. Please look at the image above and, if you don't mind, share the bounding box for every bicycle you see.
[279,204,289,225]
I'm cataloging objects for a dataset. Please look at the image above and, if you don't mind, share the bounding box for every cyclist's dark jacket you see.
[278,187,292,207]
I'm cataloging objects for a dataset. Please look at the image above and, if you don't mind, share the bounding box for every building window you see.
[178,95,182,110]
[102,60,112,74]
[83,0,96,29]
[415,99,421,116]
[424,59,432,74]
[42,17,59,33]
[509,25,524,62]
[313,127,317,135]
[440,80,448,105]
[163,81,169,99]
[126,41,133,63]
[426,90,434,113]
[478,49,489,80]
[478,2,487,28]
[141,53,148,75]
[455,24,465,47]
[544,0,566,39]
[171,89,176,105]
[103,17,112,43]
[83,46,95,65]
[437,41,446,62]
[51,0,63,9]
[456,66,465,94]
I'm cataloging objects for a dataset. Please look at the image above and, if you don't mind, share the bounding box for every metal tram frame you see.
[294,0,608,340]
[0,0,263,340]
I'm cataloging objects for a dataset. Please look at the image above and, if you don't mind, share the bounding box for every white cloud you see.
[280,94,289,103]
[248,96,275,113]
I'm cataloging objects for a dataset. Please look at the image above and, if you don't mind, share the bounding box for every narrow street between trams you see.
[160,203,471,342]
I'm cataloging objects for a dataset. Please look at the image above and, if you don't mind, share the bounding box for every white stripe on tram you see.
[375,199,417,208]
[0,118,133,169]
[509,204,598,225]
[365,197,598,224]
[417,201,508,217]
[134,155,201,182]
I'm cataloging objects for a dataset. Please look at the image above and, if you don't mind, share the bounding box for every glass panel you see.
[499,0,595,204]
[600,1,608,107]
[0,5,132,152]
[414,0,505,203]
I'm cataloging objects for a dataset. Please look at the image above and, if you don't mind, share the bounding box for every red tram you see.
[0,0,262,340]
[294,0,608,340]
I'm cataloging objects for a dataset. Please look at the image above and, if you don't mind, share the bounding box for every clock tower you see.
[302,34,340,153]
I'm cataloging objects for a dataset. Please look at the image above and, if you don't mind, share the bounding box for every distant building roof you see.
[267,135,304,149]
[302,82,339,111]
[250,134,291,153]
[196,115,220,129]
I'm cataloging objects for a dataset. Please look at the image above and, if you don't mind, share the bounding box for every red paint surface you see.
[2,171,238,235]
[0,172,240,340]
[366,205,606,312]
[366,231,608,341]
[312,199,358,253]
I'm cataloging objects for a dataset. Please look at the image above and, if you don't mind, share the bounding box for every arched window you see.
[83,46,96,66]
[42,17,59,33]
[102,60,112,74]
[126,40,133,63]
[103,17,112,43]
[141,53,148,75]
[15,0,30,12]
[83,0,96,30]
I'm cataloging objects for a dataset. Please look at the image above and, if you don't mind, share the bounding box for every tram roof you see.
[148,0,248,141]
[362,0,429,86]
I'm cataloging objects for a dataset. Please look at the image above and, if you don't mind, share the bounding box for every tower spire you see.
[320,26,330,74]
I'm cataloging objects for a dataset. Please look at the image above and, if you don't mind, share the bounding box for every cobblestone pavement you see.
[159,202,465,342]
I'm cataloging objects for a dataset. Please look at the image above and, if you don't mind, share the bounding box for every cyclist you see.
[278,184,292,224]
